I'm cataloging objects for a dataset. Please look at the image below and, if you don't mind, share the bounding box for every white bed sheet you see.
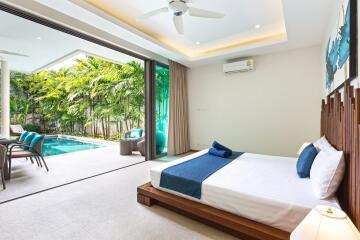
[150,150,340,232]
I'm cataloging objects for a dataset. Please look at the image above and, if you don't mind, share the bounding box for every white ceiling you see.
[3,0,335,68]
[80,0,286,56]
[0,10,141,72]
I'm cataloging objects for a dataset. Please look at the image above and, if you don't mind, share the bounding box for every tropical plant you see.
[10,56,145,140]
[22,123,41,133]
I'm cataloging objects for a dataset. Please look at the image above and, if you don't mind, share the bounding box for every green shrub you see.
[22,124,41,133]
[109,132,122,141]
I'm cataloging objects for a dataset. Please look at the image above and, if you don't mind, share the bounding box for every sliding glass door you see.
[155,63,170,157]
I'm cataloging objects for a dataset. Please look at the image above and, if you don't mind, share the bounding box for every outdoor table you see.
[0,138,18,180]
[0,138,17,146]
[120,139,133,155]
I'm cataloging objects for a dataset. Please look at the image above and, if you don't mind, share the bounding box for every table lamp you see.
[291,205,360,240]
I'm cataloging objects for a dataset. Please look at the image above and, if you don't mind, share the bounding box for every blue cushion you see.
[208,148,232,158]
[22,133,36,150]
[130,129,142,138]
[29,134,44,153]
[19,131,29,142]
[296,144,318,178]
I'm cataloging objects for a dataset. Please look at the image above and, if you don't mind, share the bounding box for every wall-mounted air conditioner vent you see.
[223,59,254,74]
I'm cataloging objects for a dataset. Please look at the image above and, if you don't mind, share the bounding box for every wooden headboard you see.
[321,81,360,229]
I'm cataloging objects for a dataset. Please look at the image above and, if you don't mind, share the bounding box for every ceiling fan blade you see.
[173,15,184,34]
[138,7,169,20]
[0,50,29,57]
[188,7,224,18]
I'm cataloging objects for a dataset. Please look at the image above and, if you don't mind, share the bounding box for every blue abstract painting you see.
[326,0,351,92]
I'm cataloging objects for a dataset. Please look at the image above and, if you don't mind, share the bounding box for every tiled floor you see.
[0,161,237,240]
[0,144,144,203]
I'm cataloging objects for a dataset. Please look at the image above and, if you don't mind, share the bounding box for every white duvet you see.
[150,149,339,232]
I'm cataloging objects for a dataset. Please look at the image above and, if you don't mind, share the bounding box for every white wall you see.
[187,45,323,157]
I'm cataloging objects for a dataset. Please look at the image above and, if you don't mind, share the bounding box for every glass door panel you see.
[155,64,169,157]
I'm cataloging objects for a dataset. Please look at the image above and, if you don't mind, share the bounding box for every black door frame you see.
[144,60,156,160]
[0,2,161,160]
[145,61,170,160]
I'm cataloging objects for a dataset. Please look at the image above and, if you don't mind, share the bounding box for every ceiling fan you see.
[0,50,29,58]
[139,0,225,35]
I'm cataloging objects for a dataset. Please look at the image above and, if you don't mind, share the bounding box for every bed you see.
[150,150,339,233]
[138,82,360,240]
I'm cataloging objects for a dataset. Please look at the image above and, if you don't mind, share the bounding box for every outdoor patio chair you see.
[9,131,35,164]
[0,145,7,189]
[7,135,49,179]
[123,129,144,151]
[10,125,25,136]
[137,139,145,157]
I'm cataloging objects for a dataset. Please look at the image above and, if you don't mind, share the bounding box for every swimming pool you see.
[42,137,104,156]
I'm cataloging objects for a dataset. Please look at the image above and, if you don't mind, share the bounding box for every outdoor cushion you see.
[130,129,143,138]
[19,131,29,142]
[22,133,36,150]
[29,134,45,153]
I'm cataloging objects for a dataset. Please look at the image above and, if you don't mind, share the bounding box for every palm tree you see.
[9,56,145,139]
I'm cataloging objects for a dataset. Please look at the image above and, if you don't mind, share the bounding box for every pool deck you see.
[0,143,145,203]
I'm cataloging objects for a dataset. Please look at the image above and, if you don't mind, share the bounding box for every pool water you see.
[42,137,103,156]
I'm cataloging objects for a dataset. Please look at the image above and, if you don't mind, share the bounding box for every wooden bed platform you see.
[138,182,290,240]
[138,83,360,239]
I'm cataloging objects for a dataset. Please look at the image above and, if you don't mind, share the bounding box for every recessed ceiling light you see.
[255,24,261,29]
[195,41,201,45]
[36,36,42,40]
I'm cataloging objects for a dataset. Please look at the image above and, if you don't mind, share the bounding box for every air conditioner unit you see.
[223,59,254,74]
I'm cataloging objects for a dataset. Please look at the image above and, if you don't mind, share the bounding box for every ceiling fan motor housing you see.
[169,0,189,15]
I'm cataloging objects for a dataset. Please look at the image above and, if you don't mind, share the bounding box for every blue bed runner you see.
[160,151,243,199]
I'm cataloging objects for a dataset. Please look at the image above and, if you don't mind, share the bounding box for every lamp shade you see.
[291,205,360,240]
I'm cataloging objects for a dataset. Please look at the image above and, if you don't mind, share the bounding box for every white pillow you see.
[310,148,345,199]
[313,136,336,152]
